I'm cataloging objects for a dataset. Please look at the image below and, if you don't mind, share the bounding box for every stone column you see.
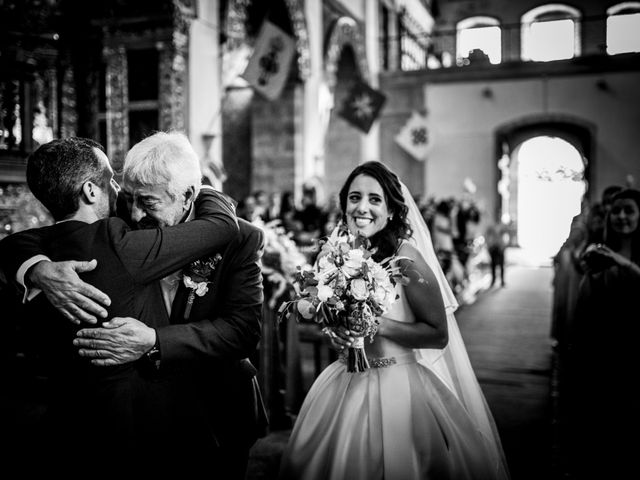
[104,45,128,171]
[158,1,193,133]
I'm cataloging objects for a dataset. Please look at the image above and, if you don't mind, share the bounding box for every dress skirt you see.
[279,352,506,480]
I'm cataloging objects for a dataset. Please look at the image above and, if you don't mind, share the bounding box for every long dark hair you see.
[338,161,412,261]
[603,188,640,265]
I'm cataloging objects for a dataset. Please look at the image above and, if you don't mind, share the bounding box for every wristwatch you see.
[145,333,161,370]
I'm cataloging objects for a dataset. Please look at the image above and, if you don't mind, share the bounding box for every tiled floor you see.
[246,261,559,480]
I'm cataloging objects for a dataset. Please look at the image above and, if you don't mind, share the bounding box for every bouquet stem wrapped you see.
[347,336,370,372]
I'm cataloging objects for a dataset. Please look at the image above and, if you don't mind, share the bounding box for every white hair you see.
[123,131,202,198]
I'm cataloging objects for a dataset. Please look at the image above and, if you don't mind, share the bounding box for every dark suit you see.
[0,189,239,472]
[147,218,266,476]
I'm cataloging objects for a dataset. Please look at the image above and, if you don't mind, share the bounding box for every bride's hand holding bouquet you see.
[278,223,408,372]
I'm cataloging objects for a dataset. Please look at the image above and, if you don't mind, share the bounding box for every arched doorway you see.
[514,136,586,262]
[323,16,370,199]
[495,116,594,265]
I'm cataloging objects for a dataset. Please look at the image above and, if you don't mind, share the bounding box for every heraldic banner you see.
[394,111,431,161]
[338,80,387,134]
[242,20,296,101]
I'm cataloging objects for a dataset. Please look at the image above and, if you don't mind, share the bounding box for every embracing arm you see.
[7,188,238,324]
[115,187,239,283]
[0,227,110,323]
[377,242,448,349]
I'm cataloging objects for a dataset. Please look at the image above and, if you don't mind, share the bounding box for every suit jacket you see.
[0,189,238,461]
[145,218,267,453]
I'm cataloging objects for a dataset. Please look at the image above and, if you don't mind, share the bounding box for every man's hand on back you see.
[29,259,111,324]
[74,317,155,366]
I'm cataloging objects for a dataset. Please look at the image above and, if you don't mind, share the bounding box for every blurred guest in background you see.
[567,188,640,479]
[292,185,324,246]
[485,220,509,288]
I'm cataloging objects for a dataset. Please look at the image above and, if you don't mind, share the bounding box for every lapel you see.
[169,280,190,324]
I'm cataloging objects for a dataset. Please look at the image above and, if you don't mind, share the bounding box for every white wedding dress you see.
[278,282,509,480]
[279,182,509,480]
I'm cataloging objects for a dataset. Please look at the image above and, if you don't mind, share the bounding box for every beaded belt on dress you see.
[338,351,418,368]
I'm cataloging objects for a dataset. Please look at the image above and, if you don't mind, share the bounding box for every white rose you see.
[317,284,334,302]
[317,255,332,272]
[343,249,365,277]
[368,261,390,284]
[195,282,209,296]
[184,277,210,297]
[373,285,393,308]
[350,278,369,301]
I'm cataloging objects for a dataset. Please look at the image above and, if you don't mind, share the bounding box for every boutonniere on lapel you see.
[182,253,223,320]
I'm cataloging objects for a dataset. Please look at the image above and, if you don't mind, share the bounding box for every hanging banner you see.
[338,80,387,134]
[394,111,431,161]
[242,20,296,101]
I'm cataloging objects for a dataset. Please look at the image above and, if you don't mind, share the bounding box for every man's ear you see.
[81,181,99,205]
[182,186,196,209]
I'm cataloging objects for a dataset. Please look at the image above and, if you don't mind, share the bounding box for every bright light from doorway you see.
[516,136,585,264]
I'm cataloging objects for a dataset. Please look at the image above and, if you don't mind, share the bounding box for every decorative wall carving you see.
[169,0,195,132]
[284,0,310,79]
[60,66,77,139]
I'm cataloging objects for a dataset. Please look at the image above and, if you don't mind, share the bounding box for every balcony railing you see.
[381,13,639,73]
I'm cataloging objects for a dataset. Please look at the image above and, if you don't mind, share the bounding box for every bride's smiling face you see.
[345,174,391,238]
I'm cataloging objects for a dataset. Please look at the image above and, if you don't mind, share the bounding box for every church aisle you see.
[456,263,556,480]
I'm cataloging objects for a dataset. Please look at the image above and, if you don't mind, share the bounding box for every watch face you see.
[146,346,161,369]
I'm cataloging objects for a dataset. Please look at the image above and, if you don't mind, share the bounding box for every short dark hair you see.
[338,161,412,260]
[26,137,108,221]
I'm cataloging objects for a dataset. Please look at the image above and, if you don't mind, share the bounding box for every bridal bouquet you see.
[279,225,408,372]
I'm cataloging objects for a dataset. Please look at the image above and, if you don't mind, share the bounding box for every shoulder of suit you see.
[238,218,262,234]
[237,219,265,244]
[101,217,135,240]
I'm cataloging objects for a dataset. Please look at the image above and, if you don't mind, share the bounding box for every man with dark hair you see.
[0,136,240,473]
[26,138,115,221]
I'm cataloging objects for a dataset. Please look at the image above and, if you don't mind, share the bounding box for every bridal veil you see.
[400,182,510,477]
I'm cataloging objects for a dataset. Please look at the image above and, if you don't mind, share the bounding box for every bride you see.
[278,161,510,479]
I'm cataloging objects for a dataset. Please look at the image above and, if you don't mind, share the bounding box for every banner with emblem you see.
[394,111,431,161]
[242,20,296,101]
[338,80,387,134]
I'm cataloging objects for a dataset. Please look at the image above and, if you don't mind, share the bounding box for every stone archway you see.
[322,16,370,198]
[324,16,370,90]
